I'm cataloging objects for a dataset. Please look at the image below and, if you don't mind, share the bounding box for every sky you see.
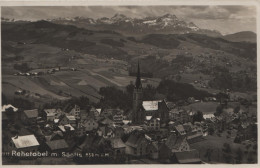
[1,6,257,35]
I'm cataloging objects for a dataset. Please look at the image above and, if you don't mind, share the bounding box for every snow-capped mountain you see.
[42,14,223,36]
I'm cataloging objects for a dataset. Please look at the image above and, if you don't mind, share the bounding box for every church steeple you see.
[132,61,144,124]
[135,61,142,89]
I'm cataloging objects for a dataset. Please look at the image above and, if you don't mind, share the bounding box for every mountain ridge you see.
[1,13,222,37]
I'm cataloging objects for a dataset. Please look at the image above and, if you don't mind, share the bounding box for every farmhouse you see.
[82,118,99,132]
[125,131,148,157]
[21,109,38,125]
[9,135,39,152]
[45,139,69,153]
[159,134,190,159]
[110,138,126,157]
[44,108,63,122]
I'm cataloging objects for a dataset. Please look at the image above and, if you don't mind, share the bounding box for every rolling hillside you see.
[1,20,257,104]
[223,31,256,43]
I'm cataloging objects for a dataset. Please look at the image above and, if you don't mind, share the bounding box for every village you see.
[1,63,257,165]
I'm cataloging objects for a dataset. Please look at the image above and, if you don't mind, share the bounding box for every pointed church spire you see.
[135,61,142,89]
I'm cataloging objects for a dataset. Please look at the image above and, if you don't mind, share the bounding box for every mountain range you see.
[47,13,222,37]
[2,13,257,41]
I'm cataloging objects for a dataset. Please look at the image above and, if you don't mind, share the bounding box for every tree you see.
[214,105,223,116]
[234,136,241,143]
[204,148,212,162]
[223,143,231,153]
[208,124,215,135]
[126,83,134,95]
[234,105,240,113]
[175,75,182,82]
[247,152,254,163]
[192,111,204,123]
[222,143,233,163]
[235,148,243,163]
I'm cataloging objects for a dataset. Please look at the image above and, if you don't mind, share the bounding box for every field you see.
[2,56,161,105]
[183,102,219,114]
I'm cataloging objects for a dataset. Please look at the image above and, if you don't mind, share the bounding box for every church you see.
[132,62,169,126]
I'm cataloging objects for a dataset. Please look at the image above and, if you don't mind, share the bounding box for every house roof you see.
[44,109,57,117]
[58,124,75,132]
[66,115,76,121]
[100,118,113,125]
[110,138,126,148]
[125,132,146,148]
[122,120,130,125]
[166,101,175,109]
[174,150,201,163]
[175,125,186,135]
[62,103,75,113]
[2,104,18,112]
[142,101,162,111]
[187,132,203,140]
[150,141,159,151]
[170,108,186,114]
[46,139,69,150]
[165,134,185,150]
[96,108,102,114]
[203,114,215,119]
[12,135,39,149]
[146,116,152,121]
[145,134,152,141]
[24,109,38,118]
[45,131,64,141]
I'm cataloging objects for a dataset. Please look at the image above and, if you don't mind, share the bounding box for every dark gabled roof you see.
[46,139,69,151]
[175,125,186,135]
[165,134,186,150]
[62,103,78,113]
[99,117,113,125]
[92,136,106,147]
[166,101,175,109]
[78,135,95,149]
[173,150,201,164]
[148,141,159,151]
[110,138,126,149]
[125,131,146,148]
[24,109,38,118]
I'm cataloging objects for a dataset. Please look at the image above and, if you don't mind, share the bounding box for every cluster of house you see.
[13,72,42,76]
[3,98,207,164]
[3,63,256,164]
[205,105,257,142]
[13,66,77,77]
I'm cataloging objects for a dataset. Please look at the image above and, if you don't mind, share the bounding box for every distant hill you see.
[223,31,256,43]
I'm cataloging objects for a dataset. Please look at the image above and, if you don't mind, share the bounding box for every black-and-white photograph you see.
[1,2,258,165]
